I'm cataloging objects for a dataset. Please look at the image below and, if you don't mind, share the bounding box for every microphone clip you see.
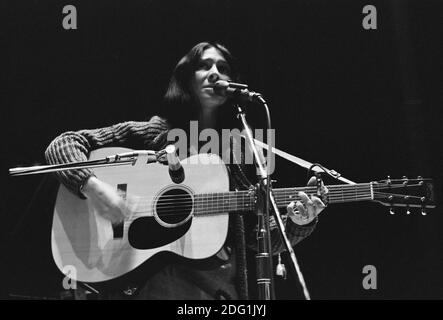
[165,145,185,184]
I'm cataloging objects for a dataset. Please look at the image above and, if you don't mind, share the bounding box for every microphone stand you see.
[236,103,275,300]
[9,150,158,176]
[236,100,311,300]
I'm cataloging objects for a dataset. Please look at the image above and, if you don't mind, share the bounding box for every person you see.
[45,41,326,300]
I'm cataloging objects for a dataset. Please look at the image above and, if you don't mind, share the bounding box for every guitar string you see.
[123,191,425,219]
[124,183,424,208]
[122,186,425,213]
[70,182,425,219]
[151,193,428,218]
[143,181,424,198]
[126,191,424,214]
[128,190,371,212]
[117,198,427,222]
[123,183,422,203]
[141,182,423,199]
[129,182,420,199]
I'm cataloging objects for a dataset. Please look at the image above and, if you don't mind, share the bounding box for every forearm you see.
[269,215,317,255]
[45,131,95,198]
[45,117,169,197]
[245,214,317,255]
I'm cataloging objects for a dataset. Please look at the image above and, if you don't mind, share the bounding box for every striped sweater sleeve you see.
[45,116,169,198]
[269,215,317,254]
[244,208,318,255]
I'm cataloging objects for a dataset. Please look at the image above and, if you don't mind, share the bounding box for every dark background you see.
[2,0,442,299]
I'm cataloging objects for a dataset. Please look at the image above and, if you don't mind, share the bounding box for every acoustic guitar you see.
[51,147,435,283]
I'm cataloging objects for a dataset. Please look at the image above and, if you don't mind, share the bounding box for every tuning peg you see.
[387,175,392,185]
[404,196,410,214]
[402,176,408,186]
[417,176,424,186]
[421,197,427,216]
[388,195,395,214]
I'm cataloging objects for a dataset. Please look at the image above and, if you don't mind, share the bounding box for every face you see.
[191,47,232,110]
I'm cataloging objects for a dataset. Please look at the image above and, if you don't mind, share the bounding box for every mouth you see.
[202,86,216,94]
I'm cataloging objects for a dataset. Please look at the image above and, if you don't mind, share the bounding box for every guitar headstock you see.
[372,176,435,215]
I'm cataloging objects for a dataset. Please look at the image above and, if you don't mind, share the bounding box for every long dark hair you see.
[161,42,241,131]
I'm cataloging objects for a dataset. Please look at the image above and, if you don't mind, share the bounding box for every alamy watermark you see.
[362,5,377,30]
[62,5,77,30]
[62,4,378,31]
[362,264,377,290]
[167,121,275,174]
[62,265,77,290]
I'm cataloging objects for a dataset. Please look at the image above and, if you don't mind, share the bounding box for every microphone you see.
[214,80,263,102]
[165,145,185,184]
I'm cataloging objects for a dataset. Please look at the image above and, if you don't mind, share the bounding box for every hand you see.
[287,176,328,226]
[82,176,134,224]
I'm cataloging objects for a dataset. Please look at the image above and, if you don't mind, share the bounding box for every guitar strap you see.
[252,138,356,185]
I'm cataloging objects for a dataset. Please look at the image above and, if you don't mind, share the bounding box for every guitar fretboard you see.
[193,183,374,215]
[194,190,255,215]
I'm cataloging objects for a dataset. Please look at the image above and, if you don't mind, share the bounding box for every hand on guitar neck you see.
[82,176,134,224]
[286,176,328,226]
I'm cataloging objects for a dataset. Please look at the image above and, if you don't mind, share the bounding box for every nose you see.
[207,65,221,83]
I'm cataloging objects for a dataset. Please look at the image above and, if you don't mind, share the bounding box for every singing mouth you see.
[202,86,216,94]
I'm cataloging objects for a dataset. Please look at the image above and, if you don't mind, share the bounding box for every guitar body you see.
[51,148,230,283]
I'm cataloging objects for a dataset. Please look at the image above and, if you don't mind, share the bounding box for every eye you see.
[217,63,231,76]
[197,60,212,70]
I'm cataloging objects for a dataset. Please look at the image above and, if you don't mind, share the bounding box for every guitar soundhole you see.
[155,188,193,226]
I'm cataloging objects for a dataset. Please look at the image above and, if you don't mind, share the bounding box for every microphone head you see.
[214,80,230,89]
[213,80,261,102]
[213,80,249,97]
[214,80,248,89]
[213,80,229,96]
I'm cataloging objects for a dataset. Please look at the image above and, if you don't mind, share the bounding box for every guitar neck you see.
[272,183,374,207]
[194,183,374,215]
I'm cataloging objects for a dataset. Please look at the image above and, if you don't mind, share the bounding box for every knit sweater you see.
[45,115,317,299]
